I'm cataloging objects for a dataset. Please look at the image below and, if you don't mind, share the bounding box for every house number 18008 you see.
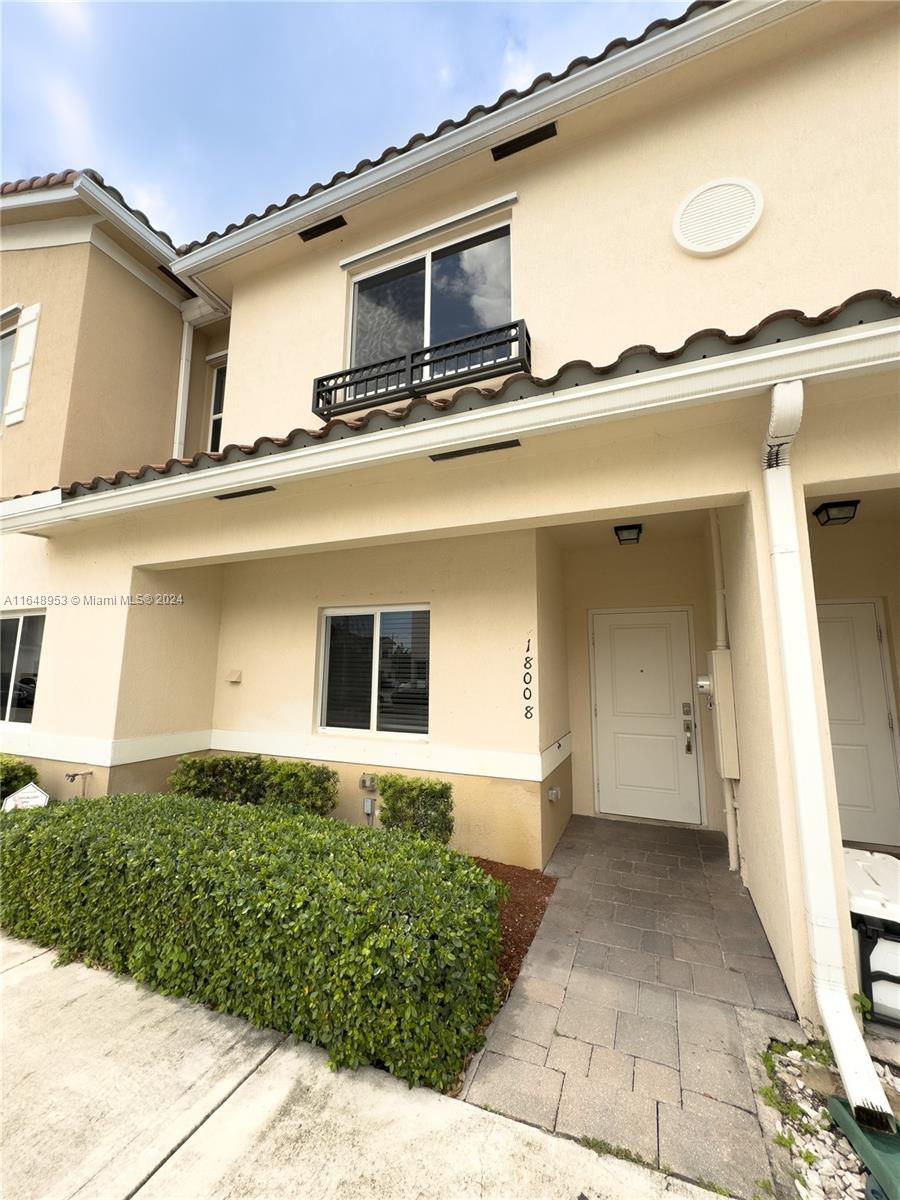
[523,638,534,720]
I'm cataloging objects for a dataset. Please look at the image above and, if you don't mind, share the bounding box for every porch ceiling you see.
[806,486,900,524]
[547,508,712,551]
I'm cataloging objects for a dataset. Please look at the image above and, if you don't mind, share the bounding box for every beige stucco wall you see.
[212,3,899,447]
[535,529,570,750]
[330,761,545,868]
[210,532,541,765]
[63,244,182,485]
[0,239,182,499]
[113,565,224,740]
[540,755,573,867]
[0,243,90,497]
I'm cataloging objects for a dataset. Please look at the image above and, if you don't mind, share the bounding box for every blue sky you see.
[2,1,682,247]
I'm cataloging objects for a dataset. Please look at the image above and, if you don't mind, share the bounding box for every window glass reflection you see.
[430,228,511,344]
[377,610,430,734]
[352,260,425,366]
[8,614,45,724]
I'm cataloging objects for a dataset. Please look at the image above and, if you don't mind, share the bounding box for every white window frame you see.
[208,360,227,452]
[345,221,513,371]
[0,306,21,417]
[1,609,45,724]
[318,603,430,739]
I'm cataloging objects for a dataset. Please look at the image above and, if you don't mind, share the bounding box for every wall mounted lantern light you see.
[812,500,860,526]
[614,523,643,545]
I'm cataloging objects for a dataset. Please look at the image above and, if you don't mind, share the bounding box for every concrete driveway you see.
[2,935,718,1200]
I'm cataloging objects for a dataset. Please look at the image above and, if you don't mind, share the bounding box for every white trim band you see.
[541,732,572,778]
[0,724,572,782]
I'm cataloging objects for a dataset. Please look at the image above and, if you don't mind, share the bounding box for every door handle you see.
[684,720,693,755]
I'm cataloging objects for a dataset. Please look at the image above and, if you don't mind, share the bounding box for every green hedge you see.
[378,773,454,844]
[264,760,338,817]
[167,754,338,816]
[0,755,39,798]
[168,753,267,805]
[0,794,502,1088]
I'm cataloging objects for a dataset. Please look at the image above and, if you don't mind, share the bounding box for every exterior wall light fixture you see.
[614,523,643,545]
[812,500,860,526]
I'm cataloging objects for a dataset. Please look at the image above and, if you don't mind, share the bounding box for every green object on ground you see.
[378,772,454,844]
[828,1096,900,1200]
[0,793,503,1089]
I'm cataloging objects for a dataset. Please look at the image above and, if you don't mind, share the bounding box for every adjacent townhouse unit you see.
[2,0,898,1127]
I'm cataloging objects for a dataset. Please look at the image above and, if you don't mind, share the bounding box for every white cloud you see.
[41,1,92,43]
[39,74,99,164]
[500,43,539,94]
[498,3,683,96]
[113,177,181,236]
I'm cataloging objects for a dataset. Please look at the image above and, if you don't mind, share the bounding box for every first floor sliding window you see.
[0,612,45,723]
[322,607,430,735]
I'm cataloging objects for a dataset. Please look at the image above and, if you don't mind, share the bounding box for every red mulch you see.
[475,857,557,993]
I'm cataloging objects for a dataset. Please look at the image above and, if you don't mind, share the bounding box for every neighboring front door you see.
[817,601,900,846]
[592,608,702,824]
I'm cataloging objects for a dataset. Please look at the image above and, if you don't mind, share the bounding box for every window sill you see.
[316,726,429,743]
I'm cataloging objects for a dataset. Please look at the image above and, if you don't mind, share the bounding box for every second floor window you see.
[0,320,16,415]
[351,226,511,368]
[209,363,227,452]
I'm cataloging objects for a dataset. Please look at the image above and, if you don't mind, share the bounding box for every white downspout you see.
[762,380,893,1131]
[172,316,193,459]
[709,510,740,872]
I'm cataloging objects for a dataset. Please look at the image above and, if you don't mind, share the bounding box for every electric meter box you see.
[844,847,900,1027]
[706,648,740,780]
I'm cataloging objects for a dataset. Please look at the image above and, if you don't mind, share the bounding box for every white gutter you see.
[762,380,894,1132]
[709,509,740,872]
[172,318,194,459]
[74,174,176,267]
[0,175,228,318]
[0,176,235,316]
[173,0,816,278]
[0,180,172,267]
[2,316,897,537]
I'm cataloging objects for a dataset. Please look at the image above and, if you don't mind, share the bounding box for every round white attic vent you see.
[674,178,763,256]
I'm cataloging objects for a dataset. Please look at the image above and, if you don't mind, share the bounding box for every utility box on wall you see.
[707,648,741,780]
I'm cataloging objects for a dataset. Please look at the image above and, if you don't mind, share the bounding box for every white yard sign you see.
[2,782,50,812]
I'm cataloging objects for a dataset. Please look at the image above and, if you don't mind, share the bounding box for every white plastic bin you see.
[844,847,900,1026]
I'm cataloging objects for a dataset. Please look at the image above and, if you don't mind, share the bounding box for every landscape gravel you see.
[769,1047,897,1200]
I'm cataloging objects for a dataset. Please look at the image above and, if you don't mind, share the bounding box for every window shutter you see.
[4,303,40,426]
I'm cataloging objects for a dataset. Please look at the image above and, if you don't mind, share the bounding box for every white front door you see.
[817,601,900,846]
[591,609,702,824]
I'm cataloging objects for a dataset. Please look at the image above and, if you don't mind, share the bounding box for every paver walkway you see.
[463,815,799,1199]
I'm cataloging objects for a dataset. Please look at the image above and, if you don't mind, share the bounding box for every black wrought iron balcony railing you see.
[312,319,532,420]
